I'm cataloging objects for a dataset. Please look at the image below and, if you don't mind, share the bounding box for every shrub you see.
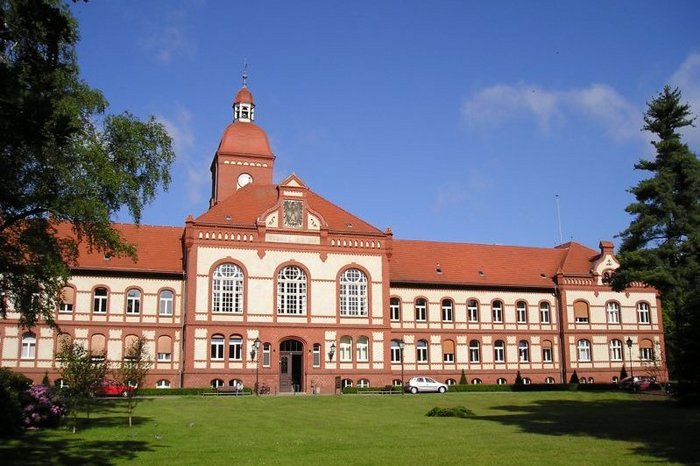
[426,406,474,418]
[514,371,524,384]
[459,369,468,385]
[21,385,66,429]
[569,371,580,384]
[0,368,32,436]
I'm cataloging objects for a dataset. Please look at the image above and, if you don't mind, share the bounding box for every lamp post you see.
[626,337,634,378]
[253,337,261,395]
[329,343,336,362]
[399,339,405,395]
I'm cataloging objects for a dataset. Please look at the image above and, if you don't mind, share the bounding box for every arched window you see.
[415,298,427,322]
[609,339,622,361]
[339,336,352,362]
[471,378,482,385]
[59,286,75,313]
[606,301,620,324]
[93,287,108,314]
[469,340,480,363]
[277,266,307,315]
[157,335,172,362]
[390,340,402,364]
[389,297,401,321]
[212,263,244,313]
[516,301,527,323]
[492,300,503,323]
[446,379,456,385]
[639,339,654,360]
[56,333,72,355]
[545,377,556,384]
[21,332,36,359]
[126,289,141,314]
[542,340,553,363]
[357,379,370,388]
[442,339,455,363]
[123,334,139,361]
[211,379,224,388]
[356,336,369,362]
[539,302,550,323]
[577,339,591,362]
[496,378,508,385]
[416,340,428,363]
[637,302,651,324]
[467,299,480,322]
[441,299,453,322]
[341,379,353,388]
[159,290,174,316]
[228,335,242,360]
[612,376,619,384]
[494,340,505,363]
[210,334,224,360]
[518,340,529,362]
[523,377,532,385]
[156,379,171,389]
[339,268,368,316]
[574,300,589,323]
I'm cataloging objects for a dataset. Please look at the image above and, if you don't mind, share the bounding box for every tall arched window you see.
[157,335,172,362]
[356,336,369,362]
[21,332,36,359]
[93,287,108,314]
[59,286,75,313]
[126,289,141,314]
[415,298,427,322]
[212,263,244,313]
[442,339,455,363]
[494,340,505,363]
[210,334,224,360]
[518,340,529,362]
[467,299,480,322]
[577,339,591,362]
[416,340,428,363]
[609,339,622,361]
[159,290,174,316]
[516,301,527,323]
[540,302,551,323]
[441,299,453,322]
[574,301,589,323]
[492,300,503,323]
[389,297,401,321]
[606,301,620,324]
[339,268,368,317]
[277,266,307,315]
[90,333,106,361]
[339,336,352,362]
[390,340,402,364]
[228,335,242,360]
[639,339,654,360]
[123,334,139,361]
[542,340,553,363]
[637,302,651,324]
[469,340,480,363]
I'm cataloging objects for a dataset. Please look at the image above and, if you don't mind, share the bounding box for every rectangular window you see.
[157,352,171,362]
[443,352,454,363]
[59,303,73,313]
[312,344,320,367]
[542,348,553,363]
[263,343,271,367]
[640,347,653,361]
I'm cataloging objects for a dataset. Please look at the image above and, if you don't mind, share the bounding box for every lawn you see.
[2,391,698,465]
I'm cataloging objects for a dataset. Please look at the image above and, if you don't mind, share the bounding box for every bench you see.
[198,386,251,396]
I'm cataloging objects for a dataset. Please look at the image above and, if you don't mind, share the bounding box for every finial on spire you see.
[242,60,248,88]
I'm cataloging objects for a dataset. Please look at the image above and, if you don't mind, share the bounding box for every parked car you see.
[404,376,448,394]
[94,380,136,397]
[619,376,660,392]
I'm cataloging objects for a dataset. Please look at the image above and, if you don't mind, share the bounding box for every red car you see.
[94,380,135,397]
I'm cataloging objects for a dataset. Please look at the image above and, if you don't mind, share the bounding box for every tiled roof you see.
[196,184,383,235]
[234,86,254,104]
[217,121,273,157]
[56,223,184,273]
[390,239,597,288]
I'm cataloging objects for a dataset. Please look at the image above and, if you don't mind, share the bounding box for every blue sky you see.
[70,1,700,250]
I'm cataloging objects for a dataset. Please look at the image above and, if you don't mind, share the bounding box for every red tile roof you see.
[390,240,597,287]
[234,86,254,104]
[197,184,383,235]
[217,121,273,157]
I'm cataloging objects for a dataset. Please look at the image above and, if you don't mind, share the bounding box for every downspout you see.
[554,276,567,384]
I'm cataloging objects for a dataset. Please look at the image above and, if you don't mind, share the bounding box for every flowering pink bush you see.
[21,384,66,428]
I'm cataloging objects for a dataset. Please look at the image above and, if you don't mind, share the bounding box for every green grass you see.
[2,391,698,465]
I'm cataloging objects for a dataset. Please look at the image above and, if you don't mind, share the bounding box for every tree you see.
[112,336,152,427]
[0,0,175,328]
[459,368,467,385]
[609,86,700,387]
[55,340,108,433]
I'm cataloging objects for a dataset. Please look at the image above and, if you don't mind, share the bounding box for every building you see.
[0,82,666,393]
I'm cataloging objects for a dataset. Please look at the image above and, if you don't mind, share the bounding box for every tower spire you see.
[242,60,248,88]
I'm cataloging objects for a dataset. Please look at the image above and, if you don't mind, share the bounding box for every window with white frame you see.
[21,332,36,359]
[263,343,271,367]
[157,352,171,362]
[416,340,428,363]
[228,335,242,360]
[492,300,503,323]
[494,340,505,363]
[59,287,74,313]
[390,340,402,364]
[516,301,527,323]
[545,377,555,384]
[159,290,174,316]
[574,301,589,323]
[339,268,368,317]
[639,339,654,360]
[342,379,353,389]
[210,335,224,360]
[612,376,619,384]
[523,378,532,385]
[637,302,650,324]
[607,301,620,324]
[415,298,427,322]
[126,289,141,314]
[339,336,352,362]
[312,343,320,367]
[469,340,480,363]
[518,340,529,362]
[441,299,453,322]
[356,336,369,362]
[471,378,482,384]
[212,263,244,313]
[497,378,507,385]
[442,339,455,363]
[577,339,591,362]
[156,379,171,389]
[540,302,551,323]
[609,339,623,361]
[277,266,307,314]
[211,379,224,388]
[542,340,553,363]
[357,379,370,388]
[93,287,108,314]
[390,297,401,321]
[468,299,479,322]
[157,335,172,363]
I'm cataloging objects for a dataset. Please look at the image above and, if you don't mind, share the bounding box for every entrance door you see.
[279,339,303,392]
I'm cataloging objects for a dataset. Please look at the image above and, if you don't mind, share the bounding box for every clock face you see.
[283,200,303,228]
[237,173,253,189]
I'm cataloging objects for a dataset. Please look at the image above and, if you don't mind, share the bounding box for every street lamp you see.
[626,337,634,378]
[328,343,336,362]
[253,337,261,395]
[398,339,405,395]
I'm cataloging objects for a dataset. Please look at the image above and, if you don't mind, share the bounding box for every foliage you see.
[21,384,66,428]
[609,86,700,386]
[55,339,108,432]
[0,0,175,328]
[112,336,152,427]
[426,405,474,418]
[459,369,467,385]
[569,371,580,384]
[0,367,32,436]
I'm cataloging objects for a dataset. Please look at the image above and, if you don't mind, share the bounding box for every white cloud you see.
[670,51,700,149]
[433,169,491,213]
[142,8,197,65]
[462,83,642,142]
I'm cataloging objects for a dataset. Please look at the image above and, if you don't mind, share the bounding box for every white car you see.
[405,376,448,394]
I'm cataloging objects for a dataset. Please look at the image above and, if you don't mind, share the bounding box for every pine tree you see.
[610,86,700,386]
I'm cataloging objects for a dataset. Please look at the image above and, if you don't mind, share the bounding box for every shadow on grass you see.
[476,397,700,464]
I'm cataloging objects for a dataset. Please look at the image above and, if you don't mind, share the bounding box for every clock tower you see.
[209,72,275,206]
